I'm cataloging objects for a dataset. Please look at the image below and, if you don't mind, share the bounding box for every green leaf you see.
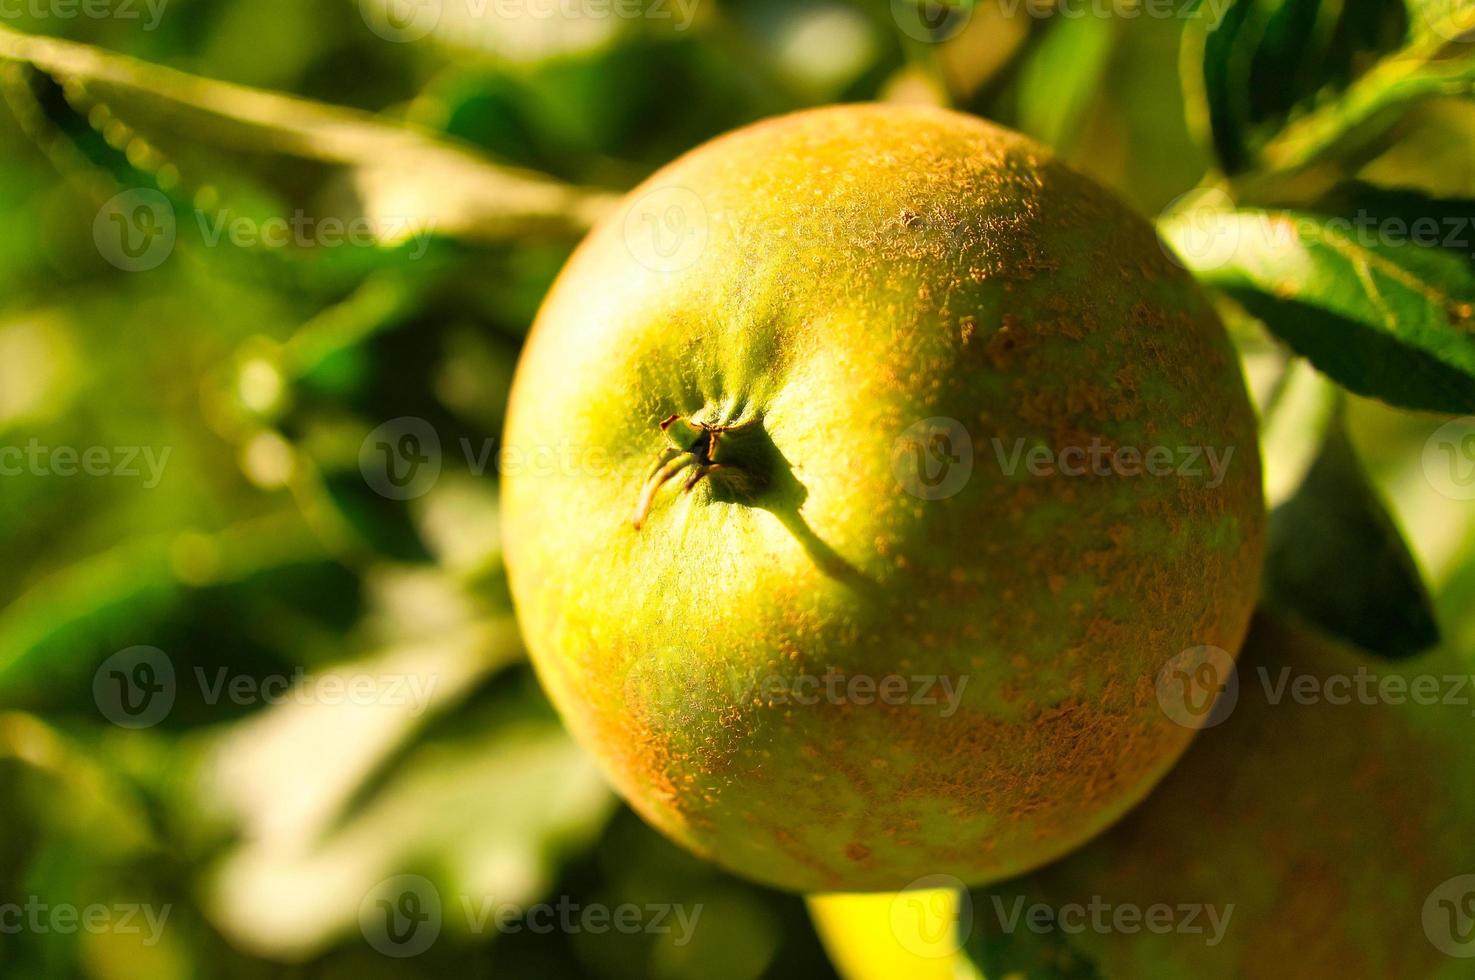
[1016,17,1116,152]
[1251,17,1475,183]
[0,24,615,254]
[1184,0,1409,176]
[1263,417,1440,658]
[1160,202,1475,413]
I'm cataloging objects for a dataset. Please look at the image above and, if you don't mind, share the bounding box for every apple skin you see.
[502,103,1265,892]
[970,614,1475,978]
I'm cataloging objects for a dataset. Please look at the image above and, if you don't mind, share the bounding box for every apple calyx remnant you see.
[630,414,761,529]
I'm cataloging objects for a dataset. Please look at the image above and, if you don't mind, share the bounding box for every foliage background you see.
[1,0,1474,977]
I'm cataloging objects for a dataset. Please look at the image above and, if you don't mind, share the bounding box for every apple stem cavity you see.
[630,414,763,529]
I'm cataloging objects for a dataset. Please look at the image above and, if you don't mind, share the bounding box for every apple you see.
[501,103,1265,892]
[967,614,1475,977]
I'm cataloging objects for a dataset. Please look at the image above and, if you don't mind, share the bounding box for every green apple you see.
[968,614,1475,977]
[502,103,1265,892]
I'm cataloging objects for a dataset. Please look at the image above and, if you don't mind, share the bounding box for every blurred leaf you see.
[1016,16,1115,152]
[1355,96,1475,198]
[0,511,326,706]
[1160,203,1475,413]
[1264,417,1440,658]
[0,23,616,254]
[202,620,523,843]
[1251,15,1475,184]
[202,636,615,961]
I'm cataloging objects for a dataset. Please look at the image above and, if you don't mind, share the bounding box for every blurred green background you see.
[1,0,1473,977]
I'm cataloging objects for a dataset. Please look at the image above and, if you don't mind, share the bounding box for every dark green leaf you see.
[963,884,1104,980]
[1263,419,1440,658]
[1185,0,1408,175]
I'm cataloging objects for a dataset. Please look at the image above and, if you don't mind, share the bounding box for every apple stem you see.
[632,414,765,529]
[631,451,697,530]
